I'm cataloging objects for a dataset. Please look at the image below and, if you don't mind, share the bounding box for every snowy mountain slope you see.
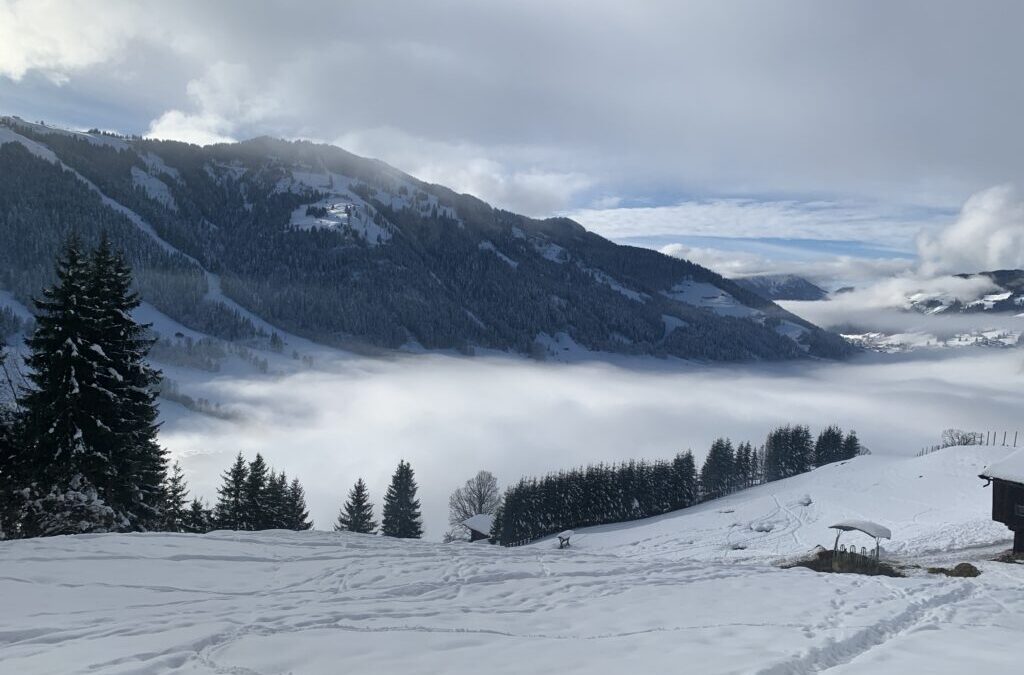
[0,115,853,362]
[1,445,1021,674]
[908,269,1024,315]
[536,446,1015,563]
[0,123,308,347]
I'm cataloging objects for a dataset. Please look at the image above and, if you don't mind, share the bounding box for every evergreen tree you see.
[700,438,734,499]
[335,478,377,534]
[382,460,423,538]
[162,461,190,532]
[841,430,862,460]
[186,498,211,534]
[86,236,167,531]
[734,442,753,488]
[671,451,698,509]
[285,477,312,530]
[263,471,288,528]
[790,425,814,475]
[244,453,269,529]
[0,343,17,538]
[15,238,122,536]
[814,426,844,466]
[269,332,284,353]
[214,453,248,530]
[489,503,504,543]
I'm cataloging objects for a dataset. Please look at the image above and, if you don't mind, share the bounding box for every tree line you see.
[491,425,863,545]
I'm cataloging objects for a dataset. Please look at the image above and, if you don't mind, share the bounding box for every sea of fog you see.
[160,346,1024,539]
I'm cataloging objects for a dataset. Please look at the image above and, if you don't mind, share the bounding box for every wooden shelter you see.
[979,450,1024,553]
[827,522,892,569]
[462,514,494,542]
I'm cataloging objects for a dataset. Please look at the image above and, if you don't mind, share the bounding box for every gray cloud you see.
[4,1,1024,216]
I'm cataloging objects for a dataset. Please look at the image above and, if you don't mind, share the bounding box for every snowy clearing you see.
[1,445,1021,674]
[663,279,761,318]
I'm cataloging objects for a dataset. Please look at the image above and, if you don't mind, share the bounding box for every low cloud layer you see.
[161,349,1024,539]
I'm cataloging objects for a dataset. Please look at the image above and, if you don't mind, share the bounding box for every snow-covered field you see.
[2,446,1021,674]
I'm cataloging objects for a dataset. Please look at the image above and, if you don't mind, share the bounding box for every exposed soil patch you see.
[781,547,904,577]
[927,562,981,578]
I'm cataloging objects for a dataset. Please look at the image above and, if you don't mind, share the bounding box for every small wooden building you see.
[979,450,1024,553]
[462,513,494,542]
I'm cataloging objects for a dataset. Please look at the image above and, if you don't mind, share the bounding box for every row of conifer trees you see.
[332,460,424,538]
[491,425,863,545]
[164,454,313,534]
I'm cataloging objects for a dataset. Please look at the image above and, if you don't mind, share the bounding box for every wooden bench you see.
[557,530,574,549]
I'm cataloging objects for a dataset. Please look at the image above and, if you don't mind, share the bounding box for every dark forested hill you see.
[0,116,853,361]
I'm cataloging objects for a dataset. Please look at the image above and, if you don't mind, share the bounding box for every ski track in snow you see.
[1,446,1022,674]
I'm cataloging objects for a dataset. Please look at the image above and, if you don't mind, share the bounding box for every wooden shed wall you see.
[991,479,1024,529]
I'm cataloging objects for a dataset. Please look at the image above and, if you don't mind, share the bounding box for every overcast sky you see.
[3,0,1023,271]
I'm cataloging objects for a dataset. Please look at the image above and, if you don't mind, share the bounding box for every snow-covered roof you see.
[829,520,891,540]
[980,449,1024,484]
[462,513,494,535]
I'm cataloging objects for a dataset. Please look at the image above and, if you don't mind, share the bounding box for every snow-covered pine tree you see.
[162,461,190,532]
[214,453,248,530]
[381,460,423,538]
[700,438,734,499]
[790,425,814,475]
[840,430,862,460]
[85,236,167,531]
[671,450,697,509]
[764,426,793,482]
[186,498,211,534]
[335,477,377,534]
[285,477,312,530]
[16,238,124,536]
[244,453,269,529]
[263,471,288,528]
[488,504,504,543]
[814,426,844,466]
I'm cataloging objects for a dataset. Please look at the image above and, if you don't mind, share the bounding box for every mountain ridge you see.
[0,116,853,361]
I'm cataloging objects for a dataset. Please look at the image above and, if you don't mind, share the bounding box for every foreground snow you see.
[2,447,1021,674]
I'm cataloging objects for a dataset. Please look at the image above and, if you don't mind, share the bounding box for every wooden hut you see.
[462,514,494,542]
[979,449,1024,553]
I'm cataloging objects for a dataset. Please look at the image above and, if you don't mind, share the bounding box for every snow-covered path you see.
[1,446,1021,674]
